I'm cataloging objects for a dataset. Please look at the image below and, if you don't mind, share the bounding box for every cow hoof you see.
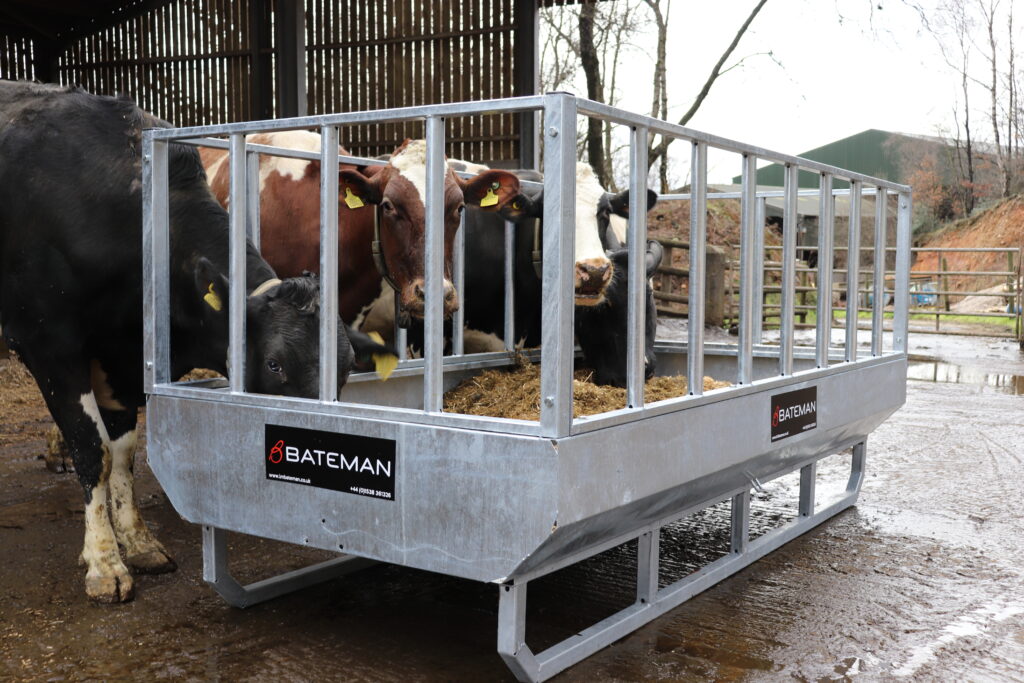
[86,573,135,603]
[127,550,177,574]
[43,425,73,473]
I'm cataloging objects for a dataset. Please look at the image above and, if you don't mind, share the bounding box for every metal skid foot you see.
[496,442,867,682]
[202,525,375,608]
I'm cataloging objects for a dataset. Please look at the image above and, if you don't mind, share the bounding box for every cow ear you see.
[339,169,383,209]
[607,188,659,217]
[460,170,521,212]
[193,257,229,316]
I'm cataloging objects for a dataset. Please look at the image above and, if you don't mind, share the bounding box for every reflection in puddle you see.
[907,361,1024,395]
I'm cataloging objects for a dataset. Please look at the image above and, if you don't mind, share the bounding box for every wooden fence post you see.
[706,245,726,327]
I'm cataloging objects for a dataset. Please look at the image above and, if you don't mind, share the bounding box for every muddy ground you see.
[1,331,1022,682]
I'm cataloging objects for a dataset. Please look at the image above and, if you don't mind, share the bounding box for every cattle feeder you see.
[142,94,911,682]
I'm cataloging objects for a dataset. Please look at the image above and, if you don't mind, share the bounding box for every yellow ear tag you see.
[344,187,365,209]
[203,282,222,312]
[480,187,499,208]
[366,331,398,381]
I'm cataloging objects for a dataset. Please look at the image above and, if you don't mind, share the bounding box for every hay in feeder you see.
[443,356,732,420]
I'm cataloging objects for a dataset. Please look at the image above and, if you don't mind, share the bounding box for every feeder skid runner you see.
[143,94,912,682]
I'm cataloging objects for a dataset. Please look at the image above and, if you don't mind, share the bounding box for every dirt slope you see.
[913,195,1024,293]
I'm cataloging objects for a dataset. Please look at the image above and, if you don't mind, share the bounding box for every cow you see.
[200,132,522,328]
[574,242,664,387]
[0,82,391,603]
[361,163,663,387]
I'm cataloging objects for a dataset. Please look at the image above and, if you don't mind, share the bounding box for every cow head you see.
[338,140,520,323]
[194,259,396,397]
[496,164,656,306]
[574,241,664,388]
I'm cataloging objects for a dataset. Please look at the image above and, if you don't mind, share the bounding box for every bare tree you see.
[645,0,771,187]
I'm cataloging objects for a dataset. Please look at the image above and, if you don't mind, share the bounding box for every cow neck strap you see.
[371,204,401,293]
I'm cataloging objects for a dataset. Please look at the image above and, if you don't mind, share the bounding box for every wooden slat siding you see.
[0,35,33,80]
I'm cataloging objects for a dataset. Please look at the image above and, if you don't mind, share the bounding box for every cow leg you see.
[44,424,73,473]
[16,354,134,602]
[101,406,176,574]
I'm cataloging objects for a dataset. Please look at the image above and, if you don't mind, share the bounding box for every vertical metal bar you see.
[452,210,466,356]
[872,190,887,356]
[845,181,862,362]
[848,440,867,494]
[394,297,408,361]
[540,93,576,437]
[737,154,757,384]
[893,191,912,353]
[142,133,170,390]
[246,148,261,250]
[318,125,340,401]
[799,462,817,517]
[816,173,834,368]
[228,133,248,393]
[424,116,446,412]
[497,582,530,668]
[626,125,649,408]
[753,195,766,345]
[779,164,798,376]
[687,142,707,396]
[503,219,516,352]
[202,525,228,584]
[730,490,750,554]
[636,530,660,605]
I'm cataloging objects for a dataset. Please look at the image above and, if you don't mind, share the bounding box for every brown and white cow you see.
[201,133,521,327]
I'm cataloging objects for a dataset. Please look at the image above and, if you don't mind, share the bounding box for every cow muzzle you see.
[404,278,460,319]
[573,259,613,306]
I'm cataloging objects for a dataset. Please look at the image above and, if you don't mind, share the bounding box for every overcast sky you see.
[554,0,959,184]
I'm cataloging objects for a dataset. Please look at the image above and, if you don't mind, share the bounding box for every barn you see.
[0,0,544,167]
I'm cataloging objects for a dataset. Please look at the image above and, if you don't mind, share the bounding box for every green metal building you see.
[733,129,917,189]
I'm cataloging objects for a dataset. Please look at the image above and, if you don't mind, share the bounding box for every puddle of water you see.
[907,360,1024,395]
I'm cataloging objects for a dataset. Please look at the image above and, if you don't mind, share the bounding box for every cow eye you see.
[456,203,466,215]
[512,200,521,211]
[266,358,282,374]
[380,199,395,213]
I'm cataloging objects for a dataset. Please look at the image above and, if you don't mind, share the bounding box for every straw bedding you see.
[443,356,731,420]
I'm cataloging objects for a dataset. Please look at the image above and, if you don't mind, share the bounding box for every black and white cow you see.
[0,82,390,603]
[460,164,661,386]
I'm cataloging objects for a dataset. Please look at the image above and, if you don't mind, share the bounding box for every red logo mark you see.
[771,406,780,427]
[269,439,285,464]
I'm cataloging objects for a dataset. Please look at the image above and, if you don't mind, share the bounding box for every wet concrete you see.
[2,333,1023,681]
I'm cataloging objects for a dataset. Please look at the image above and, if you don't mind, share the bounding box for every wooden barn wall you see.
[16,0,522,161]
[55,0,254,127]
[1,34,36,81]
[305,0,519,162]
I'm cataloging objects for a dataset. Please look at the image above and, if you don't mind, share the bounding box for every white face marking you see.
[389,139,429,202]
[608,214,628,248]
[574,164,612,267]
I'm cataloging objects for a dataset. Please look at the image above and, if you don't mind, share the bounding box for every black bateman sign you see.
[265,424,396,501]
[770,386,817,442]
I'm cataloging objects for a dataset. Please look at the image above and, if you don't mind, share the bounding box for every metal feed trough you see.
[142,94,911,682]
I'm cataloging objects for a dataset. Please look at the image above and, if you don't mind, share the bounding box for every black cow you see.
[574,242,664,387]
[0,82,390,603]
[460,167,660,386]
